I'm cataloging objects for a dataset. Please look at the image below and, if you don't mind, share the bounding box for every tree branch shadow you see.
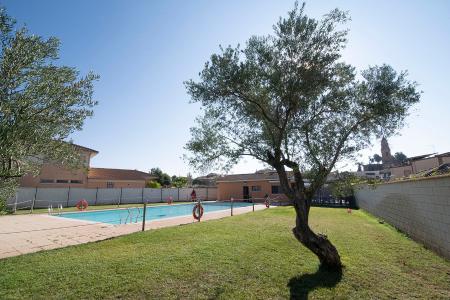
[287,266,343,300]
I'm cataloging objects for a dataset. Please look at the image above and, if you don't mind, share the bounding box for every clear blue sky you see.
[3,0,450,176]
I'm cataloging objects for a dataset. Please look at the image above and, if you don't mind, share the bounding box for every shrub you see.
[146,181,161,188]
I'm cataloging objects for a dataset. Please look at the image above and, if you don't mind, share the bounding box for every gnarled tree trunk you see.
[292,212,342,270]
[292,194,342,270]
[270,157,342,270]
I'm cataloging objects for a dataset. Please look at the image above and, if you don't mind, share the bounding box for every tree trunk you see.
[268,160,342,270]
[292,210,342,270]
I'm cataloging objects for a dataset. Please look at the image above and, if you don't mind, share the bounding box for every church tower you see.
[381,137,395,166]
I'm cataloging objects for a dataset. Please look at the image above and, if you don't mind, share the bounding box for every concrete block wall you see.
[8,187,218,209]
[354,175,450,259]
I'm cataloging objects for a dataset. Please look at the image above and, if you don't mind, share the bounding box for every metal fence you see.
[310,186,355,208]
[7,187,217,211]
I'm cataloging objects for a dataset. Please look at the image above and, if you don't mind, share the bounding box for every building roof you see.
[217,171,291,182]
[436,152,450,157]
[407,153,436,161]
[88,168,154,181]
[362,163,385,172]
[216,170,340,183]
[72,143,99,156]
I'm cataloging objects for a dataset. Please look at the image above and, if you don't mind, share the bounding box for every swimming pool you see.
[58,202,253,225]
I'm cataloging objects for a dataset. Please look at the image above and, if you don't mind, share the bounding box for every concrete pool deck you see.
[0,204,266,259]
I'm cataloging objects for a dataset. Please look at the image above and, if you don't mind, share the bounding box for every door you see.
[243,186,249,200]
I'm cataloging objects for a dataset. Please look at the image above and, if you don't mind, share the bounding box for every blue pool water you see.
[58,202,253,225]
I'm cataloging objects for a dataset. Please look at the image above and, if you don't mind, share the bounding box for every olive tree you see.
[394,152,408,164]
[184,3,420,270]
[372,154,382,164]
[0,7,98,202]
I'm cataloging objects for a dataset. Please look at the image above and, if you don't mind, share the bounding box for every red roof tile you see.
[88,168,154,181]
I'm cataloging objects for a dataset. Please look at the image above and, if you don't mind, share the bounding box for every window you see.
[40,179,54,184]
[107,182,114,188]
[271,185,280,194]
[70,180,83,184]
[56,179,69,183]
[251,185,261,192]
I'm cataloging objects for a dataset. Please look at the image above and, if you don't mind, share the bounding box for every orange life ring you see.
[265,199,270,208]
[76,199,89,211]
[192,203,204,220]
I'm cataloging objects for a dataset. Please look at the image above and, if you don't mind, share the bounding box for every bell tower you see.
[381,137,394,166]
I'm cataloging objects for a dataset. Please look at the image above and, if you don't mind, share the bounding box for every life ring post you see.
[142,201,147,231]
[230,197,234,216]
[197,199,201,222]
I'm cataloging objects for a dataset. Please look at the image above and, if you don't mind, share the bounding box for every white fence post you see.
[66,187,71,207]
[95,187,98,206]
[31,187,38,213]
[13,191,18,213]
[118,187,122,207]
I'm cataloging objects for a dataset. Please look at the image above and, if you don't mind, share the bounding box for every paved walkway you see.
[0,205,266,259]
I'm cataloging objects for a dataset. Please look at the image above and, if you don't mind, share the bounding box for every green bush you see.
[0,196,6,213]
[146,180,161,188]
[0,178,17,213]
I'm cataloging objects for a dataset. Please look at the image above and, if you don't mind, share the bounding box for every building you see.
[381,137,396,166]
[86,168,154,188]
[192,173,218,187]
[216,169,342,203]
[20,144,154,188]
[216,171,291,201]
[356,136,450,179]
[390,152,450,178]
[356,137,394,179]
[356,163,389,179]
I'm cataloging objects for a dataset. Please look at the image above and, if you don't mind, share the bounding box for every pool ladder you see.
[120,208,142,224]
[48,204,63,216]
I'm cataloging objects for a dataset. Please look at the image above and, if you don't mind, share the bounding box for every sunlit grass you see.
[0,207,449,299]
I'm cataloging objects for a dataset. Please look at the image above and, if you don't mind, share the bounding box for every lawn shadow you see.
[287,266,342,300]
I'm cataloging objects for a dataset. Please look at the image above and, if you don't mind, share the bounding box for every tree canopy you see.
[185,2,420,269]
[394,152,408,164]
[171,175,188,188]
[149,167,172,187]
[0,7,98,201]
[185,4,419,189]
[370,154,382,164]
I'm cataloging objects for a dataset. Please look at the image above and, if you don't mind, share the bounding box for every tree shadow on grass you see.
[287,266,343,300]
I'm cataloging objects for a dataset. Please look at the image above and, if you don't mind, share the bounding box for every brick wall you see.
[87,179,147,188]
[19,149,92,188]
[354,175,450,259]
[217,180,288,201]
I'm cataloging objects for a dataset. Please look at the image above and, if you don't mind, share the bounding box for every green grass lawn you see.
[0,207,449,299]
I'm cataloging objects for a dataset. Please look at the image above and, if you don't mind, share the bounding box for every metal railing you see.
[1,198,268,236]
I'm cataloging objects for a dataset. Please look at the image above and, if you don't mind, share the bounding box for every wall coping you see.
[355,173,450,187]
